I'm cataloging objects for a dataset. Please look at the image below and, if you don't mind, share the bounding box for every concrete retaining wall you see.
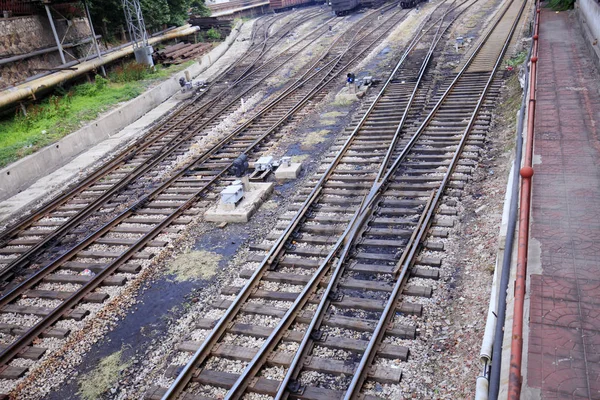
[576,0,600,69]
[0,21,243,201]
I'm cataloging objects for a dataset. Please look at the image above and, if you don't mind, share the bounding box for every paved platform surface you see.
[526,8,600,400]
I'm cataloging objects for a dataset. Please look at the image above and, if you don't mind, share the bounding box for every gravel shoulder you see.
[414,25,533,400]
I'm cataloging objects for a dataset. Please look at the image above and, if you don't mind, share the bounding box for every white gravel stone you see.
[0,313,41,326]
[222,334,265,349]
[204,356,247,374]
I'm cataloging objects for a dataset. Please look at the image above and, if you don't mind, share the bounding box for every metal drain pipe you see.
[507,1,540,397]
[477,36,531,400]
[479,1,540,398]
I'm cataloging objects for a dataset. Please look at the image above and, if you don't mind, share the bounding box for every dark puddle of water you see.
[44,227,250,400]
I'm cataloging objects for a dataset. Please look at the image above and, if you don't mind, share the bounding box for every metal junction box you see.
[221,181,244,205]
[255,156,274,172]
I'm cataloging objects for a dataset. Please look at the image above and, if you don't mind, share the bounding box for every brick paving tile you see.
[526,7,600,400]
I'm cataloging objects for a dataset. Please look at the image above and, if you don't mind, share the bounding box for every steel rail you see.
[0,11,332,283]
[218,0,517,396]
[345,0,528,397]
[268,2,486,397]
[218,9,321,82]
[358,0,522,218]
[0,15,278,241]
[228,9,328,84]
[228,14,339,88]
[162,0,522,395]
[0,6,384,311]
[0,9,313,245]
[220,5,455,399]
[160,6,413,399]
[227,1,472,396]
[372,0,465,183]
[0,5,406,371]
[0,14,278,240]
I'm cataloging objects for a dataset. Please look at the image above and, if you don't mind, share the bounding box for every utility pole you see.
[122,0,154,67]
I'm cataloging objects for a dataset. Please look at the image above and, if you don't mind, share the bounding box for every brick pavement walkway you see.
[526,7,600,400]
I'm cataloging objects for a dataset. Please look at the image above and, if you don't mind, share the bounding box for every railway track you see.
[0,9,334,284]
[151,0,528,398]
[0,4,415,393]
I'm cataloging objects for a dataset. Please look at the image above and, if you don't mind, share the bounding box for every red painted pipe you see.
[507,2,540,398]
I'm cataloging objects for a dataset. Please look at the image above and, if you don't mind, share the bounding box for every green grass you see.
[547,0,574,11]
[504,50,528,68]
[0,60,195,168]
[498,73,524,151]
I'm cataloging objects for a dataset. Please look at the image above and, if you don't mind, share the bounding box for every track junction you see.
[0,0,534,398]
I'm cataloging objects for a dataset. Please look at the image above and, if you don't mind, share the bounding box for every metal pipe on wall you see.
[5,25,180,90]
[0,36,101,66]
[485,4,537,398]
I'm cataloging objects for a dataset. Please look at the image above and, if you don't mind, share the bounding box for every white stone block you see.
[275,163,302,180]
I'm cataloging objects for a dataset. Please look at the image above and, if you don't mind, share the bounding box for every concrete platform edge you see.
[0,21,243,202]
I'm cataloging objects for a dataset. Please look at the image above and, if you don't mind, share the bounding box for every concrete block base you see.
[275,163,302,180]
[204,182,273,223]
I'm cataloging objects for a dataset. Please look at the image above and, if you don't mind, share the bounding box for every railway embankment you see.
[0,20,245,212]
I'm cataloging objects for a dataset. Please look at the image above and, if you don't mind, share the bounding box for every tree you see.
[190,0,211,16]
[85,0,200,41]
[140,0,171,29]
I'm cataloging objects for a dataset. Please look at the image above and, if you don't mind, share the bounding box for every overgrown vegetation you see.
[110,62,152,82]
[504,50,528,68]
[191,0,211,16]
[0,60,193,168]
[498,74,524,134]
[206,27,222,41]
[78,350,131,400]
[547,0,574,11]
[167,250,222,281]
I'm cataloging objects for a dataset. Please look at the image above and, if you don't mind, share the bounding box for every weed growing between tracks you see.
[504,50,528,68]
[0,61,195,169]
[302,129,330,147]
[167,250,222,282]
[77,349,131,400]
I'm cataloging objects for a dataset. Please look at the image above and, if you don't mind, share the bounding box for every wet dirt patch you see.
[167,250,222,282]
[321,111,344,119]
